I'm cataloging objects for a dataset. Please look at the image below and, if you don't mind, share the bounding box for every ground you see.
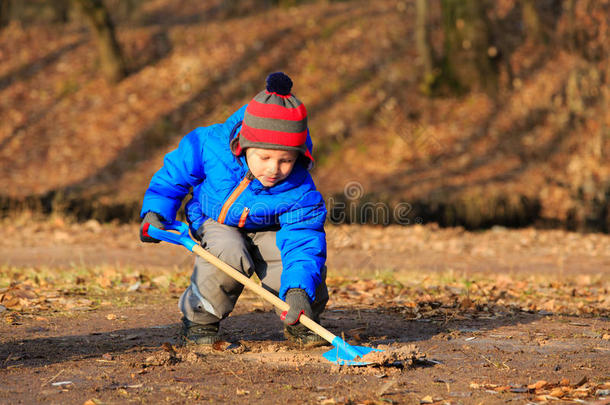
[1,218,609,404]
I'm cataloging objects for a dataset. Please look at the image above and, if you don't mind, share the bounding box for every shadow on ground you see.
[1,308,543,369]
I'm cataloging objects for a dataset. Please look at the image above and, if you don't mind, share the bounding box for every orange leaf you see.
[549,387,564,398]
[528,380,547,390]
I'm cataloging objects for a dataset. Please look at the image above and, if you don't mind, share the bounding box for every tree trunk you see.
[562,0,576,50]
[54,0,71,23]
[521,0,546,43]
[73,0,127,83]
[440,0,499,96]
[0,0,11,28]
[415,0,436,93]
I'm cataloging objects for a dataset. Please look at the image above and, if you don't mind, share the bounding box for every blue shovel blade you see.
[323,337,383,366]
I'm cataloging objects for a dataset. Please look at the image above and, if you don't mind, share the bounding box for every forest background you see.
[0,0,608,233]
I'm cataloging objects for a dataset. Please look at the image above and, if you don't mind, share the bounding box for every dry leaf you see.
[549,387,565,398]
[460,297,474,309]
[348,327,366,341]
[212,340,231,351]
[1,296,22,309]
[528,380,548,390]
[420,395,434,404]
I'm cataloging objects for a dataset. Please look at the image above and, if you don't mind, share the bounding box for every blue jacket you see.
[140,105,327,301]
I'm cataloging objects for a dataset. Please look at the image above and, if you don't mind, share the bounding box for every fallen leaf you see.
[348,327,366,341]
[420,395,434,404]
[212,340,231,351]
[549,387,565,398]
[1,296,21,309]
[460,297,473,309]
[106,314,117,320]
[528,380,548,390]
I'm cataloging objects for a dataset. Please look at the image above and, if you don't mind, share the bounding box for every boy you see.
[139,72,328,346]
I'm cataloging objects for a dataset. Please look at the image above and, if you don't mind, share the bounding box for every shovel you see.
[143,220,382,365]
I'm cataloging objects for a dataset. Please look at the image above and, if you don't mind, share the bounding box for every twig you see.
[41,369,65,387]
[227,368,246,382]
[2,353,14,367]
[480,355,509,370]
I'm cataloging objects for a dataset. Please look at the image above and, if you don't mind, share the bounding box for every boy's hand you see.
[281,288,313,325]
[140,212,165,243]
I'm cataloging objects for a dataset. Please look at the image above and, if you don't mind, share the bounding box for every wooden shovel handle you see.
[192,245,336,344]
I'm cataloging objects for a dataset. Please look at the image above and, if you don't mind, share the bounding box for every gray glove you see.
[140,211,164,243]
[281,288,313,325]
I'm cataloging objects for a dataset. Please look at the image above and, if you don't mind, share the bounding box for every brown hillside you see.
[0,0,608,231]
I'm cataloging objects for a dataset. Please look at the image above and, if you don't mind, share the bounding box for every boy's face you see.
[245,148,299,187]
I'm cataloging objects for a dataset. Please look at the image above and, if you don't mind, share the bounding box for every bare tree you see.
[73,0,127,83]
[439,0,499,95]
[521,0,546,43]
[54,0,71,23]
[415,0,436,92]
[0,0,11,28]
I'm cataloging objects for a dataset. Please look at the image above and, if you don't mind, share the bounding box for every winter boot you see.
[181,317,220,345]
[284,323,329,348]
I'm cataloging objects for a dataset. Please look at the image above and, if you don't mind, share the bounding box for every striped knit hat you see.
[231,72,314,168]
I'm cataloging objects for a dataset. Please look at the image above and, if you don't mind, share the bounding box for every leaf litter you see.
[469,377,610,402]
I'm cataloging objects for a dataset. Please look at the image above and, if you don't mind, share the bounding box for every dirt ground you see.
[1,220,609,404]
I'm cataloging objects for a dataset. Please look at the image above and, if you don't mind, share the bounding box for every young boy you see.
[139,72,328,346]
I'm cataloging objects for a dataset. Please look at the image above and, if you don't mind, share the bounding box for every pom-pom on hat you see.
[231,72,314,168]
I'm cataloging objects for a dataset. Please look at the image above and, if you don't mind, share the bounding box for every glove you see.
[140,211,165,243]
[281,288,313,325]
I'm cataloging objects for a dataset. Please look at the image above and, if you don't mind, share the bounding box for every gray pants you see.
[179,218,329,325]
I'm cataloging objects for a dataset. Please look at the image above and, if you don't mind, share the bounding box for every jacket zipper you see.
[218,172,252,224]
[238,207,250,228]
